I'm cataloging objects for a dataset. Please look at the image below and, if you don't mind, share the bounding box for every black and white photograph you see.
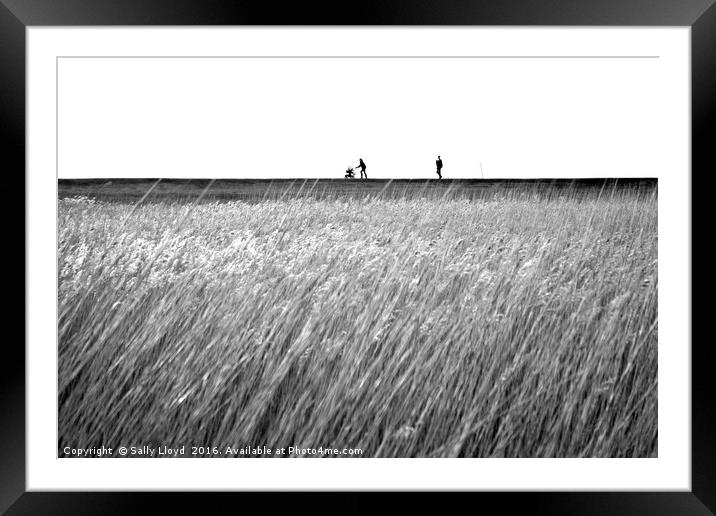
[54,33,668,460]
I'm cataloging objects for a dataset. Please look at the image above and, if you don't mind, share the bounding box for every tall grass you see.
[58,184,657,457]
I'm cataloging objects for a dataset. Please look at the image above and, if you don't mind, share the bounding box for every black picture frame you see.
[5,0,714,514]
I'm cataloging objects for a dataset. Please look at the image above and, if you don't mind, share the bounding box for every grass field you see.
[58,179,658,458]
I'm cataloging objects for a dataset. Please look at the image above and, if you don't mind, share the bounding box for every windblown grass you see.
[58,183,657,457]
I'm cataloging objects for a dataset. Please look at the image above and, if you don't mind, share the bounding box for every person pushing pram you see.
[344,158,367,179]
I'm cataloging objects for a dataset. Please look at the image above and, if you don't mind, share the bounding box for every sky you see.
[57,39,687,180]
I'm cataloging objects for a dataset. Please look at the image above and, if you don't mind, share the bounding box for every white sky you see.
[56,29,688,179]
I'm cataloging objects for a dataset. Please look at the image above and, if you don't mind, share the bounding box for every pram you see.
[344,167,355,178]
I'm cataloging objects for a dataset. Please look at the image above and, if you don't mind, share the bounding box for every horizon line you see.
[58,177,658,181]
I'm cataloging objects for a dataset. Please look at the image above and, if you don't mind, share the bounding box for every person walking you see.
[357,158,367,179]
[436,156,443,179]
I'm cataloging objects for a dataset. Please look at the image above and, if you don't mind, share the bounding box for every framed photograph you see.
[7,0,714,513]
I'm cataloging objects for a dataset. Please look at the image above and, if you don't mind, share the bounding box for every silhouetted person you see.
[436,156,443,179]
[345,167,355,178]
[357,159,367,179]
